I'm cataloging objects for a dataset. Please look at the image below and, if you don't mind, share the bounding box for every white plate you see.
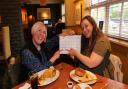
[38,69,60,86]
[70,69,97,85]
[73,83,92,89]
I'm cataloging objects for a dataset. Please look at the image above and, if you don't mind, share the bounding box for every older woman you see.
[68,16,111,75]
[21,22,60,75]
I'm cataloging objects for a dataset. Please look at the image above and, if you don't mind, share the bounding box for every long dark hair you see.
[81,15,103,55]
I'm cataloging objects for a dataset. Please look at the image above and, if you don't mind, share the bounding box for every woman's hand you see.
[67,48,79,57]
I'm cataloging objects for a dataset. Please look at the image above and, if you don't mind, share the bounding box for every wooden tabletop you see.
[12,62,128,89]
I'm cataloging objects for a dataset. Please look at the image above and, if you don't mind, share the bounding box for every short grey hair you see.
[31,21,46,35]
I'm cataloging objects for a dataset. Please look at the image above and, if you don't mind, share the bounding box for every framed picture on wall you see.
[21,8,28,25]
[37,8,51,20]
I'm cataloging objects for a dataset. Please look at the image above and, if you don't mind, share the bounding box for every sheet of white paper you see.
[59,35,81,54]
[19,83,31,89]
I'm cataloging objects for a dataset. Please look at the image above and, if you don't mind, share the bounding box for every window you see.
[98,7,106,32]
[108,3,121,36]
[121,2,128,38]
[90,0,128,40]
[99,0,106,3]
[91,0,98,5]
[91,0,106,5]
[91,8,98,22]
[91,7,106,32]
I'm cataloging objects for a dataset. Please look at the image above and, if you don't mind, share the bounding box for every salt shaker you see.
[67,81,73,88]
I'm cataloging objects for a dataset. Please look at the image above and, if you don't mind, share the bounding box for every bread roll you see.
[75,68,85,77]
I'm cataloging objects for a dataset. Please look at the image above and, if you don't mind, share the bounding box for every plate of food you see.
[73,83,92,89]
[70,68,97,85]
[38,66,60,86]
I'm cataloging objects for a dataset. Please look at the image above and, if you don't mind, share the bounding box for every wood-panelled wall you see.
[64,0,75,26]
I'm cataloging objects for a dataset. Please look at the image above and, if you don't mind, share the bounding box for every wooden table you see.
[12,62,128,89]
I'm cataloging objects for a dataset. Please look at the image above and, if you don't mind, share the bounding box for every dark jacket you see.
[20,36,59,82]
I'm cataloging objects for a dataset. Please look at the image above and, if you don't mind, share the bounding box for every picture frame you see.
[37,8,51,20]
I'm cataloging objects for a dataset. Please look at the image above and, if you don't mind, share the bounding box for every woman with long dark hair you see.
[68,16,111,75]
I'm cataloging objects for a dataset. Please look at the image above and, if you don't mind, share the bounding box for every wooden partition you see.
[110,41,128,84]
[0,26,11,60]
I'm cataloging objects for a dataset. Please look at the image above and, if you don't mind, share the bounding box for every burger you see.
[75,68,85,77]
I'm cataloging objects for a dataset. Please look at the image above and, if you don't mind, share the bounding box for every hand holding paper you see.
[59,35,81,54]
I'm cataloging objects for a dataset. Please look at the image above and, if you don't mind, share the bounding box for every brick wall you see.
[0,0,25,56]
